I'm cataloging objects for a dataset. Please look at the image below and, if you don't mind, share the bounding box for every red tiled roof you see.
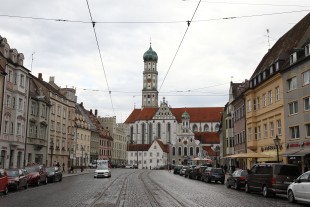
[156,139,169,153]
[194,132,220,144]
[125,107,223,123]
[128,144,151,151]
[202,146,216,156]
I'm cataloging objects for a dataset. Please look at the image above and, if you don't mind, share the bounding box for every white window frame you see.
[288,77,297,91]
[277,120,282,135]
[275,87,280,102]
[303,70,310,86]
[289,101,298,115]
[305,97,310,111]
[290,126,300,139]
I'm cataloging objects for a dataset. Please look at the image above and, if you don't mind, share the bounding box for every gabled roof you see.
[156,139,169,153]
[171,107,224,123]
[202,146,216,156]
[124,108,158,123]
[128,144,151,151]
[194,132,220,144]
[251,12,310,80]
[125,107,223,123]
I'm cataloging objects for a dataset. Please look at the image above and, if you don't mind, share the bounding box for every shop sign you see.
[261,144,283,152]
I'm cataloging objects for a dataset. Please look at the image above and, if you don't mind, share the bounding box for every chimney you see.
[38,73,43,80]
[90,109,92,114]
[49,76,55,83]
[95,109,98,116]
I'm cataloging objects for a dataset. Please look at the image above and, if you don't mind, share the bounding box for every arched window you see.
[184,147,188,156]
[178,147,182,156]
[148,123,153,144]
[192,124,198,132]
[204,124,209,132]
[141,123,145,144]
[136,124,139,143]
[196,147,200,156]
[215,124,220,132]
[130,126,134,143]
[190,147,194,156]
[172,147,176,156]
[167,123,171,143]
[157,123,161,138]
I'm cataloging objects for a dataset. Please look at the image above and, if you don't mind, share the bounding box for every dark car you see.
[185,165,196,178]
[46,167,63,183]
[0,169,9,195]
[7,169,28,190]
[191,165,208,180]
[226,169,248,190]
[203,167,225,184]
[173,165,183,174]
[245,163,300,197]
[25,165,48,186]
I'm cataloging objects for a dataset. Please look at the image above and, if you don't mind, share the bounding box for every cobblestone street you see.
[0,169,308,207]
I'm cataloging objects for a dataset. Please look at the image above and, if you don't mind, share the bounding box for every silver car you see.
[287,171,310,204]
[94,165,111,178]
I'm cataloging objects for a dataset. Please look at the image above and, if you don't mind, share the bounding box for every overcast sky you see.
[0,0,309,122]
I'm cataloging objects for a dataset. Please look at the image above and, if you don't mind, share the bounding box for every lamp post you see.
[50,141,54,167]
[81,146,84,172]
[273,135,280,163]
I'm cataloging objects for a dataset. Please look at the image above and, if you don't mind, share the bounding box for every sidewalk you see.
[63,168,94,178]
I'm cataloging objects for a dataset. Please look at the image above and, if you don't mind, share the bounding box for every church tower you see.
[142,44,158,108]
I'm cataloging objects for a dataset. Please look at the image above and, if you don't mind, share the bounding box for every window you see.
[303,70,310,86]
[258,126,261,139]
[192,125,198,132]
[257,97,260,110]
[268,91,272,105]
[290,126,300,139]
[6,95,10,107]
[20,74,24,87]
[302,96,310,111]
[18,98,23,110]
[178,147,182,156]
[263,94,267,107]
[247,100,251,112]
[275,87,280,102]
[289,101,298,115]
[306,124,310,138]
[17,123,21,135]
[288,77,297,91]
[305,44,310,56]
[289,52,297,64]
[270,122,274,138]
[277,120,282,135]
[248,128,252,141]
[263,124,267,138]
[4,121,8,133]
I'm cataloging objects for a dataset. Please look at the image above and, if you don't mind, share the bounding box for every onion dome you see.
[143,46,158,62]
[181,111,190,119]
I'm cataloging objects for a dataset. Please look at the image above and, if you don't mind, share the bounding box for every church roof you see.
[202,146,216,156]
[125,107,223,123]
[143,45,158,62]
[156,139,169,153]
[194,132,220,144]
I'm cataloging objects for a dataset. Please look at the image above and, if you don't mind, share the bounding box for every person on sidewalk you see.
[62,163,65,172]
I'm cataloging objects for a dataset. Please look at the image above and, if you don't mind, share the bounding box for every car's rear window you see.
[275,165,300,176]
[212,169,224,173]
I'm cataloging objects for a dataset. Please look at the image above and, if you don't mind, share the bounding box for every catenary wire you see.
[85,0,115,116]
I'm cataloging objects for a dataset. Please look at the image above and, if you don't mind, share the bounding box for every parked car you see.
[0,169,9,195]
[125,165,134,169]
[173,165,183,174]
[184,165,196,178]
[287,171,310,204]
[226,169,248,190]
[94,165,111,178]
[25,165,48,186]
[7,168,28,190]
[245,163,300,197]
[179,166,189,176]
[203,167,225,184]
[190,165,208,180]
[46,167,63,183]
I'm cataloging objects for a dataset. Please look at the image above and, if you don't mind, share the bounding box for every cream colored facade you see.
[245,73,285,167]
[75,125,91,167]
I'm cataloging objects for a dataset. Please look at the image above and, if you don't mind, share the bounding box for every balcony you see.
[247,138,257,150]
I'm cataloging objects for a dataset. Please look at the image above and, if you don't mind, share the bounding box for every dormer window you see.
[275,61,279,71]
[290,52,297,65]
[270,65,273,74]
[258,74,261,83]
[305,44,310,56]
[253,78,256,86]
[263,71,266,80]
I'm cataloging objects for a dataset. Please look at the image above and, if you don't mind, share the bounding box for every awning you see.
[283,147,310,157]
[257,151,281,162]
[225,152,273,158]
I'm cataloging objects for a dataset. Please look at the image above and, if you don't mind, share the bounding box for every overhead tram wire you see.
[159,0,202,92]
[85,0,115,116]
[1,10,309,24]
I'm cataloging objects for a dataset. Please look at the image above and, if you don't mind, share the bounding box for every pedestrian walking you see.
[62,163,65,172]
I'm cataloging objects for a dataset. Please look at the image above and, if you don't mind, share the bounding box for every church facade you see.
[125,45,224,169]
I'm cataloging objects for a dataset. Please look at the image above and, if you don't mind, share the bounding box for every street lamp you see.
[81,146,84,172]
[215,145,220,167]
[273,135,280,163]
[50,141,54,167]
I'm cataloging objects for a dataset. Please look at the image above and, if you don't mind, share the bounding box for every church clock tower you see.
[142,44,158,108]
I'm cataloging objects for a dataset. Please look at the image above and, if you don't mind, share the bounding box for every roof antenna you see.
[266,29,270,50]
[31,51,35,72]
